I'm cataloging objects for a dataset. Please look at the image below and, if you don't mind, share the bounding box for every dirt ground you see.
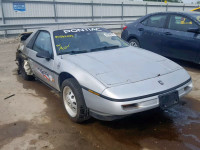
[0,41,200,150]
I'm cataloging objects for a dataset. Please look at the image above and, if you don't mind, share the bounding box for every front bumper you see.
[82,78,192,121]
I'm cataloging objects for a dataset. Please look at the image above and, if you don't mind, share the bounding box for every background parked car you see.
[121,12,200,64]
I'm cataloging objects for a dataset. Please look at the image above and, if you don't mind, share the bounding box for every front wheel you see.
[129,39,140,47]
[61,78,90,123]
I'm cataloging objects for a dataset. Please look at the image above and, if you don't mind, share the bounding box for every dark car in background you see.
[121,12,200,64]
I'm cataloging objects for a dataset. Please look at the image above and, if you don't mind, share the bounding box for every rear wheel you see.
[61,78,90,123]
[18,57,34,81]
[129,39,140,47]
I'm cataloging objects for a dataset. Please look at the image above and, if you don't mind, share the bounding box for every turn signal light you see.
[88,90,100,96]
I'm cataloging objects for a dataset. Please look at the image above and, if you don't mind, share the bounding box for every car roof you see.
[134,11,200,25]
[149,11,199,16]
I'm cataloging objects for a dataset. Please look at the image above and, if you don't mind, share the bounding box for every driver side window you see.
[168,15,198,32]
[33,31,53,58]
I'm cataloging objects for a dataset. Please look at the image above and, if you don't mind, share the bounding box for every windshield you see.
[191,14,200,23]
[53,27,129,55]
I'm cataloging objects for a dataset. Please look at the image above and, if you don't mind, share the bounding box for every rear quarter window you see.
[20,32,32,42]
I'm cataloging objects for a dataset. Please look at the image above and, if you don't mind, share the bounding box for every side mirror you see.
[187,27,200,33]
[36,51,51,60]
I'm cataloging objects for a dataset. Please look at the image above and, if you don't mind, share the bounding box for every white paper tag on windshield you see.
[104,33,117,37]
[197,16,200,22]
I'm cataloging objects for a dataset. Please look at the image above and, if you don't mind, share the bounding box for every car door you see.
[137,14,167,54]
[161,14,200,63]
[27,31,57,88]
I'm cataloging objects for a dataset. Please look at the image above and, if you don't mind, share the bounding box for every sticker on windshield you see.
[56,44,70,51]
[55,35,74,38]
[63,28,102,34]
[104,33,117,37]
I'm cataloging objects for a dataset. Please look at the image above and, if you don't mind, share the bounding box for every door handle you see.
[138,28,144,31]
[165,32,172,35]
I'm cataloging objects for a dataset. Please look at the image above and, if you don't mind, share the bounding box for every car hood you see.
[62,47,182,87]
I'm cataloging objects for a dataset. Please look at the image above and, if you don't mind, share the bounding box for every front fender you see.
[57,59,106,94]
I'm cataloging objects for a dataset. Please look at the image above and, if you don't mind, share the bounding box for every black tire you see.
[61,78,90,123]
[18,57,34,81]
[129,38,140,47]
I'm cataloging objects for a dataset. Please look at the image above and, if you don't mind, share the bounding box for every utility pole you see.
[0,0,5,24]
[101,0,102,21]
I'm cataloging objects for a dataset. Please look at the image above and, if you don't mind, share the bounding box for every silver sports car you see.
[16,26,193,123]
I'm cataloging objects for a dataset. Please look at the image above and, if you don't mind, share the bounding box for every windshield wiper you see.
[90,45,120,52]
[61,45,120,55]
[64,50,89,55]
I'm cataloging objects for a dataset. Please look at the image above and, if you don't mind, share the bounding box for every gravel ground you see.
[0,37,19,45]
